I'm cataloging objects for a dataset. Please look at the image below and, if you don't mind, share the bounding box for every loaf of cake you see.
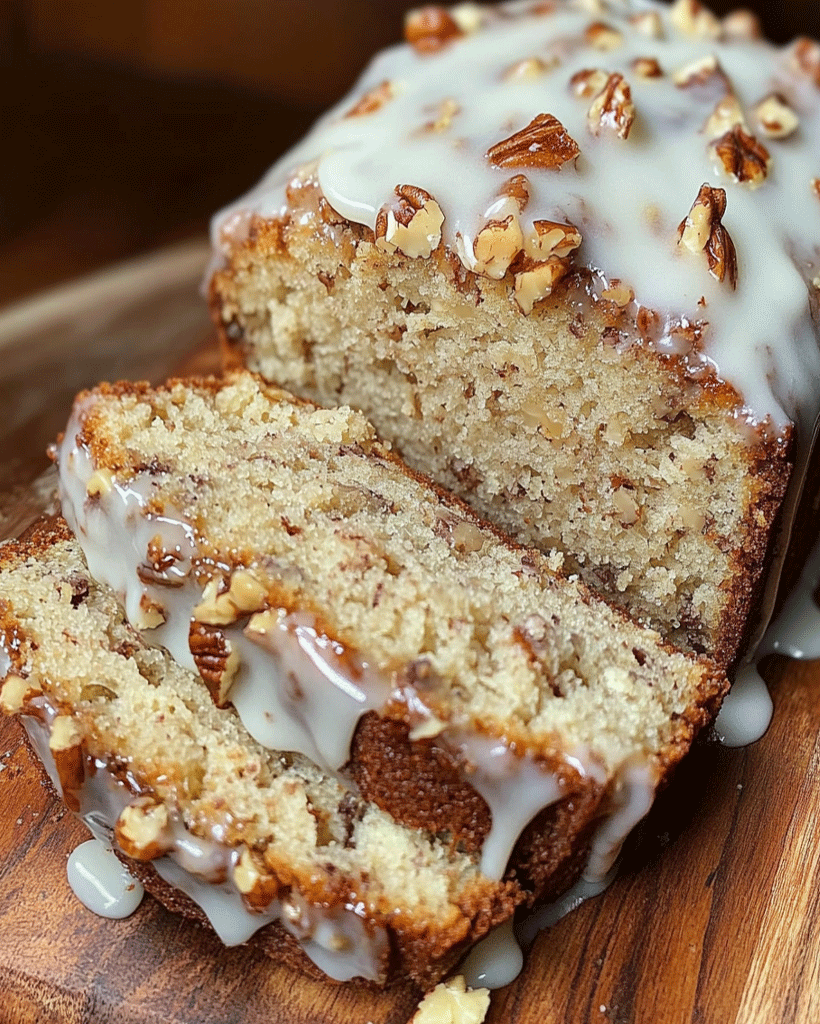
[208,0,820,671]
[18,369,726,985]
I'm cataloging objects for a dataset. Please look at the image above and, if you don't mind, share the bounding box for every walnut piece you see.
[525,220,583,260]
[754,93,799,139]
[677,184,738,288]
[670,0,722,39]
[233,848,283,910]
[585,21,623,51]
[86,468,114,497]
[711,125,771,189]
[450,2,485,34]
[632,57,663,79]
[115,800,171,861]
[375,185,445,259]
[190,620,241,707]
[345,81,394,118]
[813,179,820,201]
[487,113,580,170]
[426,98,460,133]
[499,174,531,211]
[193,569,268,624]
[405,6,462,52]
[588,73,635,139]
[410,976,490,1024]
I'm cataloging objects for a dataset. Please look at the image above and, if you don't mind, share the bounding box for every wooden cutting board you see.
[1,242,819,1024]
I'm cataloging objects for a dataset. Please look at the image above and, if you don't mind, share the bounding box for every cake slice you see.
[0,518,521,989]
[54,371,725,911]
[208,0,820,669]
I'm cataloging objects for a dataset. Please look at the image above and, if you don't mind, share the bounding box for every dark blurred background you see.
[1,0,818,310]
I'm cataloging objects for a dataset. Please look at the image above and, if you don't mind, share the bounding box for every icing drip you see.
[714,664,773,748]
[67,840,145,920]
[450,731,605,880]
[462,760,658,987]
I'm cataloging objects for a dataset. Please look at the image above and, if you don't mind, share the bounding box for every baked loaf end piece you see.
[56,371,725,938]
[0,518,522,989]
[209,0,820,669]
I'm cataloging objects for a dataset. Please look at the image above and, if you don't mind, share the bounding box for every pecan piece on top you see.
[711,125,771,189]
[375,185,445,259]
[405,6,462,53]
[588,73,635,139]
[487,113,580,170]
[677,184,738,288]
[190,620,241,708]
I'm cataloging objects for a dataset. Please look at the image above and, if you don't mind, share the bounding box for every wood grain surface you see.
[1,244,819,1024]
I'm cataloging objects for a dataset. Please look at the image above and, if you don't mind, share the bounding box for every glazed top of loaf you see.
[212,0,820,435]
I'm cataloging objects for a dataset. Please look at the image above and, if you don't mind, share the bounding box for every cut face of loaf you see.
[0,519,520,989]
[208,0,820,668]
[56,372,725,902]
[210,177,791,671]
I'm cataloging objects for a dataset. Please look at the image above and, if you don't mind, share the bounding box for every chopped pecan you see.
[722,8,761,40]
[673,54,726,88]
[813,178,820,201]
[525,220,582,260]
[754,93,799,139]
[503,56,554,81]
[588,73,635,139]
[703,94,747,139]
[632,57,663,79]
[116,799,172,861]
[375,185,445,259]
[570,68,609,98]
[677,184,738,288]
[792,38,820,87]
[487,113,580,170]
[630,10,664,38]
[405,6,462,53]
[711,125,771,189]
[345,81,394,118]
[585,21,623,50]
[190,620,241,707]
[469,214,524,279]
[425,98,460,132]
[499,174,531,211]
[513,255,571,314]
[670,0,722,39]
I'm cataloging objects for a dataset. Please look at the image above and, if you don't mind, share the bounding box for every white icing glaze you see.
[463,759,657,985]
[460,919,523,989]
[451,730,606,880]
[18,708,387,983]
[715,663,773,747]
[67,839,145,920]
[212,0,820,434]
